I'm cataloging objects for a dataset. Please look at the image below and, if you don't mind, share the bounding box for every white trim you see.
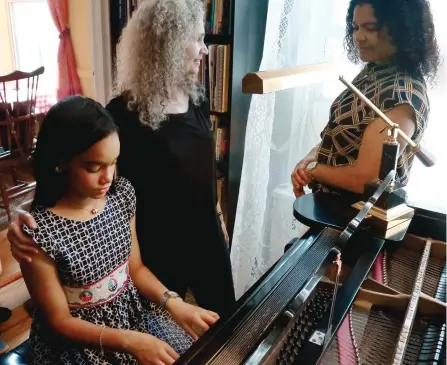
[88,0,113,105]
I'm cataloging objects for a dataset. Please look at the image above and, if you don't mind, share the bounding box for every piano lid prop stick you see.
[324,252,343,349]
[392,238,432,365]
[338,75,436,167]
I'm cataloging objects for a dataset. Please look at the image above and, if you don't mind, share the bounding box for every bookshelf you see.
[199,0,234,225]
[108,0,268,242]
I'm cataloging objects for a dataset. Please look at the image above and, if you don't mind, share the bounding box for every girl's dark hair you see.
[32,95,118,208]
[344,0,441,83]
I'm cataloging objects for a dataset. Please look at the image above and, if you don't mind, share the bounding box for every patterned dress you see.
[315,62,429,193]
[23,177,193,364]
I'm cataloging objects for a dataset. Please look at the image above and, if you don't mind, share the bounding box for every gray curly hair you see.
[114,0,205,129]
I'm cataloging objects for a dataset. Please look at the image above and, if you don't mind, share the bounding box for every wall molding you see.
[88,0,113,106]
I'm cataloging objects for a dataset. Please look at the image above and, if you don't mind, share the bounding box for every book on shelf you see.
[205,0,231,34]
[215,126,228,162]
[116,0,141,26]
[216,178,226,208]
[198,44,230,113]
[210,115,228,163]
[115,0,231,34]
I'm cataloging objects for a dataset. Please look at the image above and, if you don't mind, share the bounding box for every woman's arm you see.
[128,217,170,304]
[20,250,130,353]
[128,216,219,340]
[311,105,416,193]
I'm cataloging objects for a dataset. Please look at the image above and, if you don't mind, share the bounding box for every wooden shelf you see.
[242,63,337,94]
[205,34,232,45]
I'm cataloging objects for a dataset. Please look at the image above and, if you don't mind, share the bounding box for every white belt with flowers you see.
[64,261,129,308]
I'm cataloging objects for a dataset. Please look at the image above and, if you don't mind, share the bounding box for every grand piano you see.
[175,66,446,365]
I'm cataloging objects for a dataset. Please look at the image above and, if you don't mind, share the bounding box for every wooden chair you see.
[0,66,44,159]
[0,67,44,222]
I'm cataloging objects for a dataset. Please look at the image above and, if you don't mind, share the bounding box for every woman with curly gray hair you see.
[105,0,236,316]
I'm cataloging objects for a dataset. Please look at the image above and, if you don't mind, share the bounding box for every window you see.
[7,0,58,94]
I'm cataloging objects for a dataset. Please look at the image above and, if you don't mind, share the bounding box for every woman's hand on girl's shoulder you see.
[166,299,219,341]
[127,331,179,365]
[7,210,39,263]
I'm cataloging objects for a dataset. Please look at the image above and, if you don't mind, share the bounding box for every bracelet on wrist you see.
[160,290,181,309]
[99,324,106,353]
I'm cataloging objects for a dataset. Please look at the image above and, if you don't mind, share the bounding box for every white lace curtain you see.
[230,0,447,299]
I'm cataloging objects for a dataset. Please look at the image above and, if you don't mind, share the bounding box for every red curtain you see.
[47,0,83,100]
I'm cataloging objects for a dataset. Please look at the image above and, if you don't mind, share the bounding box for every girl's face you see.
[65,132,120,200]
[184,19,208,76]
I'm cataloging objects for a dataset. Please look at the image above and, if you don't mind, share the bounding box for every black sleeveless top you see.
[106,96,224,270]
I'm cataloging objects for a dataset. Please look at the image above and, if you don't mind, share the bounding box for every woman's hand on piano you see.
[7,210,39,263]
[166,299,220,341]
[127,331,179,365]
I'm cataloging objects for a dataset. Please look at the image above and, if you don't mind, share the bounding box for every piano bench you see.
[0,341,29,365]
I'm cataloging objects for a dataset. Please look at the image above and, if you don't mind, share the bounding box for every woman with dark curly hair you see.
[291,0,440,195]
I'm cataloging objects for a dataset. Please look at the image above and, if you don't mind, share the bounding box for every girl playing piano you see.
[19,96,218,365]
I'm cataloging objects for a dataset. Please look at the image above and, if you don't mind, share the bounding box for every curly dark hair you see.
[344,0,441,83]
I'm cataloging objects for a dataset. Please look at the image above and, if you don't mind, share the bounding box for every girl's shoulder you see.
[112,176,136,220]
[22,207,62,261]
[114,176,135,196]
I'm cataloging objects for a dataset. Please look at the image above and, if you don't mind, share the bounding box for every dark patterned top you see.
[23,177,192,365]
[315,63,429,193]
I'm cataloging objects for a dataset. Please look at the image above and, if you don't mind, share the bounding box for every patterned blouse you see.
[315,63,429,193]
